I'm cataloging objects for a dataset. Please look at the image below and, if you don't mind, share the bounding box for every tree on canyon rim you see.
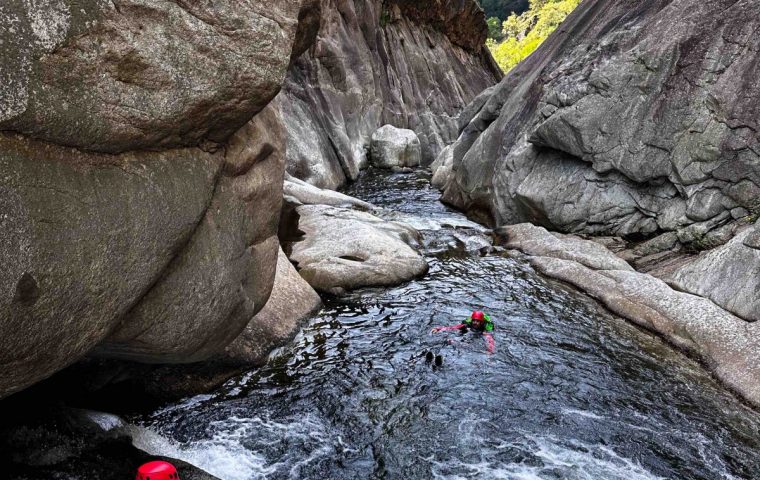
[487,0,580,72]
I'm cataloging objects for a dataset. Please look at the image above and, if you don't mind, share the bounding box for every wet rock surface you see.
[121,170,760,480]
[0,405,218,480]
[277,0,501,189]
[287,204,428,294]
[432,0,760,377]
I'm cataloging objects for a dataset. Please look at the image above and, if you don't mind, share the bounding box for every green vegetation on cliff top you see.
[487,0,580,72]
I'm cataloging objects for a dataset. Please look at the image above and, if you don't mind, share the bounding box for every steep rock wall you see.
[0,1,307,398]
[441,0,759,241]
[435,0,760,403]
[277,0,502,189]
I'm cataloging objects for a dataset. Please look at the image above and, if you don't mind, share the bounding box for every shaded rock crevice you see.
[96,105,287,364]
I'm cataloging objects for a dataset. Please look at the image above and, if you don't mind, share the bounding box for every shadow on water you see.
[135,170,760,480]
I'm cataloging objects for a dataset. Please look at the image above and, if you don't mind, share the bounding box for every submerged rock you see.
[370,125,422,169]
[287,205,428,294]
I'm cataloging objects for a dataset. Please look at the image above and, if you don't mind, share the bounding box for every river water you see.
[132,170,760,480]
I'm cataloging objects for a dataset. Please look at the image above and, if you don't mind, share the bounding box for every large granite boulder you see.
[96,106,287,363]
[287,204,428,294]
[370,125,422,169]
[0,0,303,153]
[276,0,501,189]
[440,0,759,245]
[0,1,309,398]
[0,133,219,398]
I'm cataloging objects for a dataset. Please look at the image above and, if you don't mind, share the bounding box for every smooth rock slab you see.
[370,125,422,169]
[288,204,428,294]
[495,223,634,272]
[498,223,760,407]
[284,173,375,210]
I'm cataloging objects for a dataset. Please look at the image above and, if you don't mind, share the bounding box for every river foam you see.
[430,435,662,480]
[129,411,340,480]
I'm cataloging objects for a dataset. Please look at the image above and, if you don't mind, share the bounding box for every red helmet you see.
[471,311,485,321]
[136,461,180,480]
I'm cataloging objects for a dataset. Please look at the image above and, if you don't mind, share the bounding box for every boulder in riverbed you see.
[287,204,428,294]
[370,126,422,169]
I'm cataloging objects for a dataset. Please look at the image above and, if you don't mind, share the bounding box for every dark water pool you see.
[132,170,760,480]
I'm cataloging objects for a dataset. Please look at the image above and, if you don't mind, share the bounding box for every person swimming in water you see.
[431,311,495,354]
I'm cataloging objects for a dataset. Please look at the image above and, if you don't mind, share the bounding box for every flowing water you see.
[132,170,760,480]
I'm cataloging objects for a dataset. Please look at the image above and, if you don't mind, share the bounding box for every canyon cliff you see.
[276,0,502,189]
[0,0,499,398]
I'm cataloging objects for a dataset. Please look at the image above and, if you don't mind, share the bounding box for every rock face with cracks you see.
[287,204,428,294]
[670,221,760,323]
[434,0,760,389]
[0,0,308,398]
[276,0,501,189]
[440,0,760,244]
